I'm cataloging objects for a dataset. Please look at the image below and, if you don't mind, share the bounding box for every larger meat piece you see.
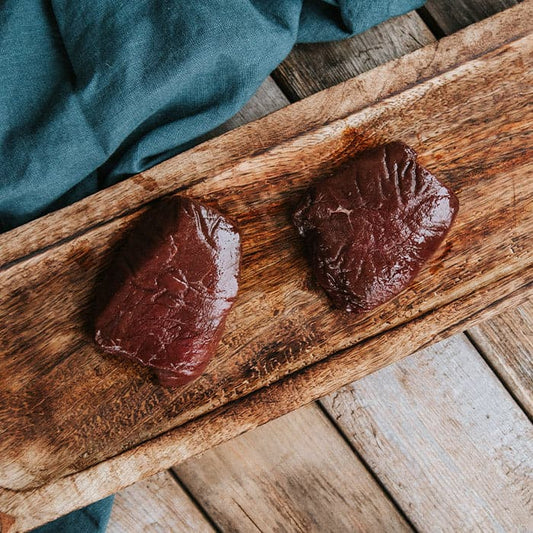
[95,196,241,387]
[293,142,459,314]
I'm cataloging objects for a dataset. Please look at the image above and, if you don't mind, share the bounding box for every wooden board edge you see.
[2,269,530,531]
[0,26,529,500]
[1,0,531,266]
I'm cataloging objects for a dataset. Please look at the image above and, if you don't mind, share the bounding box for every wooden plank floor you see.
[108,1,532,531]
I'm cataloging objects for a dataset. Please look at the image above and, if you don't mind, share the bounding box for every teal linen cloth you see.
[30,497,114,533]
[4,1,423,531]
[1,0,423,231]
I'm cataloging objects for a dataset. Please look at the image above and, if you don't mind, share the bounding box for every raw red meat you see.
[95,196,240,386]
[293,142,459,313]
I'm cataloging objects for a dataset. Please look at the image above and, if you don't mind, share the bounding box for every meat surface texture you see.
[293,142,459,314]
[95,196,241,387]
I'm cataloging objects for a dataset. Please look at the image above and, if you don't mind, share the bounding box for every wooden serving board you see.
[1,3,532,529]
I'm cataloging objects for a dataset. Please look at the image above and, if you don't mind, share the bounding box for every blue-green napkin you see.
[4,1,423,531]
[30,497,114,533]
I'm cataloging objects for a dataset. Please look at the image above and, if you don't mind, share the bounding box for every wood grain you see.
[174,404,411,533]
[468,300,533,419]
[273,11,434,100]
[0,5,532,529]
[107,471,214,533]
[2,28,531,489]
[1,266,530,532]
[321,334,533,531]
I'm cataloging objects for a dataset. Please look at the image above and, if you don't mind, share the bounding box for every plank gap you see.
[416,7,446,38]
[423,0,520,35]
[316,401,419,532]
[271,11,435,102]
[320,334,533,530]
[269,69,300,104]
[167,468,222,533]
[466,302,533,419]
[107,470,215,532]
[464,329,533,423]
[173,404,412,532]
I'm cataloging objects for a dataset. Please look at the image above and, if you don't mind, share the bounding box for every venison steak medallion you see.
[293,142,459,313]
[95,196,241,387]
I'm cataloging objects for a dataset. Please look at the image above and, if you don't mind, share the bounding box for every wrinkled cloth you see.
[1,0,423,231]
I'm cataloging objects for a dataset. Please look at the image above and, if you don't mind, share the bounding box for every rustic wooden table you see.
[105,1,532,531]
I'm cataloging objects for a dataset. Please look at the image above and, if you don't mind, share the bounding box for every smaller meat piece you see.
[293,142,459,314]
[95,196,240,387]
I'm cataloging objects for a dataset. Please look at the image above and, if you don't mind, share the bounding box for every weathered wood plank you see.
[107,471,213,533]
[321,334,533,531]
[273,11,434,100]
[422,0,519,35]
[0,6,532,529]
[174,404,411,533]
[468,300,533,419]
